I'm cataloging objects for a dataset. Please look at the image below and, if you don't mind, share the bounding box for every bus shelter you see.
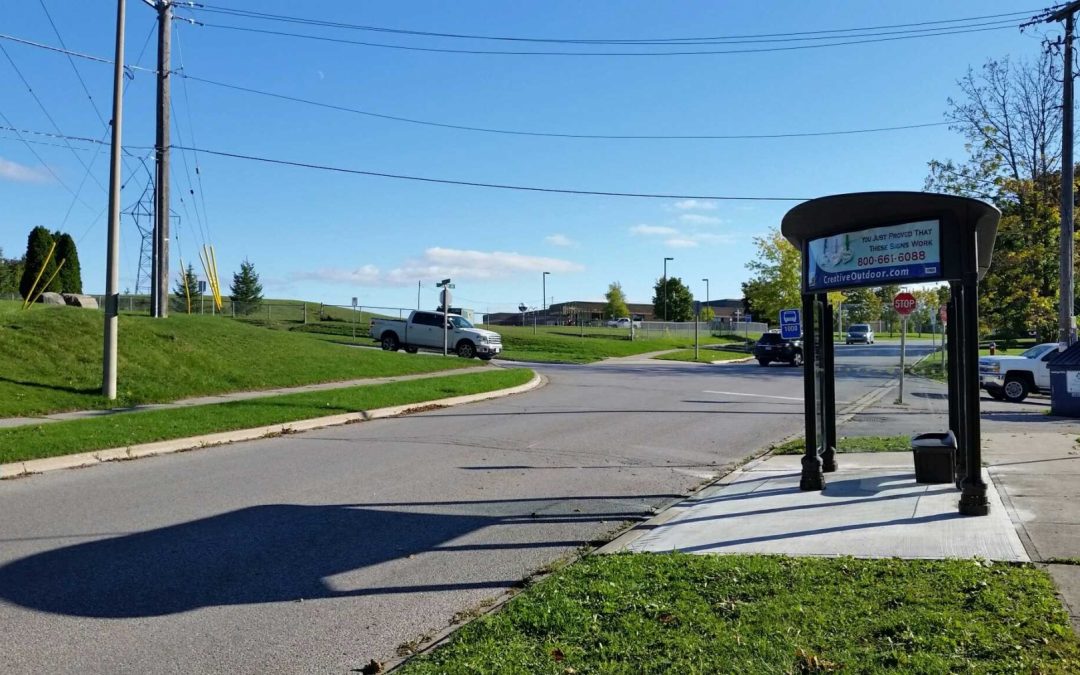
[780,192,1000,516]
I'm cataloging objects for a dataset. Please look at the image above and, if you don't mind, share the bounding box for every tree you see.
[19,226,58,299]
[229,259,264,312]
[842,287,882,324]
[699,306,715,321]
[603,281,630,319]
[0,248,24,296]
[926,54,1063,341]
[53,232,82,294]
[741,228,801,326]
[174,263,199,313]
[652,276,694,322]
[875,285,901,333]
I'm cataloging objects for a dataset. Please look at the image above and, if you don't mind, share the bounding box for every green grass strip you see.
[400,553,1080,674]
[0,368,533,464]
[652,348,750,362]
[772,434,912,455]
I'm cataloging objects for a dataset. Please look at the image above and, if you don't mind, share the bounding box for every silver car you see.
[846,324,875,345]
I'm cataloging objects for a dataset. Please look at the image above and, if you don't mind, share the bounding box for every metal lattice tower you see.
[123,179,155,297]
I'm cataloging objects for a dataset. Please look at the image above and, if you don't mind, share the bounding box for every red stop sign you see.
[894,292,917,316]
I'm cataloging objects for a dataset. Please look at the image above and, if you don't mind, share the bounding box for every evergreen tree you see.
[229,258,264,313]
[603,281,630,319]
[19,226,58,299]
[53,231,82,294]
[652,276,694,322]
[174,263,199,313]
[0,248,24,296]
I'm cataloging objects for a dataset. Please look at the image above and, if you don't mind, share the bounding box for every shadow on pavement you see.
[0,498,651,619]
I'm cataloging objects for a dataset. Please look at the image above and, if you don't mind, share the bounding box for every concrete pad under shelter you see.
[626,452,1028,561]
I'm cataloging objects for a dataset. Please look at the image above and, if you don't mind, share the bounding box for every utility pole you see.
[417,280,421,310]
[663,257,673,321]
[152,0,172,317]
[103,0,126,399]
[1040,1,1080,344]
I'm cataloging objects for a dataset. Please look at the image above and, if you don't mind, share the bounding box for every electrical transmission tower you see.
[123,179,155,297]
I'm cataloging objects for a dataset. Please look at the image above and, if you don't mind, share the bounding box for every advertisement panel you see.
[806,220,941,291]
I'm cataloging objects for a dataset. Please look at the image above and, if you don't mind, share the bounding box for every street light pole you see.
[542,271,550,322]
[702,277,709,313]
[663,257,674,321]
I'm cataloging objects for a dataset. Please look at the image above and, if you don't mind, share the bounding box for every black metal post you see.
[946,286,965,487]
[959,270,989,515]
[820,295,838,472]
[800,293,824,490]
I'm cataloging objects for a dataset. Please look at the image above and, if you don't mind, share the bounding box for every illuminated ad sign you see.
[806,220,941,291]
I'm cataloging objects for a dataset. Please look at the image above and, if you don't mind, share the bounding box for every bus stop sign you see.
[780,308,801,339]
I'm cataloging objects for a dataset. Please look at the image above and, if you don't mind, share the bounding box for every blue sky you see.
[0,1,1053,315]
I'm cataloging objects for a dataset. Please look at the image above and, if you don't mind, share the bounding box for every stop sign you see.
[894,292,917,316]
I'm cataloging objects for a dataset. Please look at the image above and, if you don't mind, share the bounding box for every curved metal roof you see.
[781,192,1000,280]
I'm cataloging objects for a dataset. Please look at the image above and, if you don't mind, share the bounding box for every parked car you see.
[979,342,1058,402]
[606,317,642,328]
[370,311,502,360]
[846,324,875,345]
[753,332,803,367]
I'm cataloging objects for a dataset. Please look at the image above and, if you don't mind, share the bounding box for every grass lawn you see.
[652,348,750,363]
[910,347,1011,383]
[399,553,1080,674]
[772,435,911,455]
[0,303,478,418]
[0,368,533,463]
[489,325,740,364]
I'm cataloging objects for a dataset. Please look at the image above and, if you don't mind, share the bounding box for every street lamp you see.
[702,278,710,311]
[663,257,674,321]
[542,271,550,316]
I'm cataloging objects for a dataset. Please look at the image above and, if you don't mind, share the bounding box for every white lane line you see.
[703,390,804,402]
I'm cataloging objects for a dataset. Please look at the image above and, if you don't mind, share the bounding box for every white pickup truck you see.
[979,342,1059,402]
[369,311,502,360]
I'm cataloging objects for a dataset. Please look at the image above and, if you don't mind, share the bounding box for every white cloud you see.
[665,237,700,248]
[544,233,575,247]
[630,224,679,236]
[672,199,717,211]
[294,264,383,285]
[0,157,49,183]
[294,248,583,287]
[679,213,723,225]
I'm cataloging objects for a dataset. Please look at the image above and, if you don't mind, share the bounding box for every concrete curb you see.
[1,372,546,480]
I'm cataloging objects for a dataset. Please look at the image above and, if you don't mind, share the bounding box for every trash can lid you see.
[1046,343,1080,368]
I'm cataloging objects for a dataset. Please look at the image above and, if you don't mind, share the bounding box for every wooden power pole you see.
[152,0,172,317]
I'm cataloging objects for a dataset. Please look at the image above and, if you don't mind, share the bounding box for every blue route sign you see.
[780,308,801,339]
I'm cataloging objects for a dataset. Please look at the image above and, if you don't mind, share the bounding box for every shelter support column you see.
[819,295,838,472]
[958,270,989,515]
[800,293,825,490]
[946,285,965,487]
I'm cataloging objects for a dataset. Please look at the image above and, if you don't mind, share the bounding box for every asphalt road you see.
[0,342,931,674]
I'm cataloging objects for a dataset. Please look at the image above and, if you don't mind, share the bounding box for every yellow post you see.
[20,241,57,310]
[208,245,223,310]
[26,259,67,308]
[179,257,192,314]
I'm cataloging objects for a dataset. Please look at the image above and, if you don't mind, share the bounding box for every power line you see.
[187,4,1039,45]
[187,20,1019,56]
[173,144,811,201]
[0,41,109,194]
[180,72,949,140]
[0,108,97,213]
[0,32,156,72]
[174,27,213,246]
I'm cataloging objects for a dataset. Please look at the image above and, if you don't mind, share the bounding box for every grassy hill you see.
[0,301,479,417]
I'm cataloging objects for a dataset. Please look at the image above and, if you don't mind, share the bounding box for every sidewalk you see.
[0,366,491,430]
[611,374,1080,632]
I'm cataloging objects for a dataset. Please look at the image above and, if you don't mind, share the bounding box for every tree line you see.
[0,226,83,299]
[743,50,1070,341]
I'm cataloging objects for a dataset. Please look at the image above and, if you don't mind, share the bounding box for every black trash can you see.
[1048,343,1080,418]
[911,431,956,484]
